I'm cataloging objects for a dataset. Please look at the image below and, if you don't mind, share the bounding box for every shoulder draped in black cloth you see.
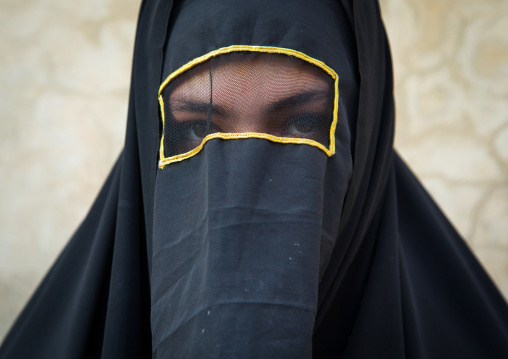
[1,0,507,358]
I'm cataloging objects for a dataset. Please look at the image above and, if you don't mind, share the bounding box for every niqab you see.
[1,0,507,358]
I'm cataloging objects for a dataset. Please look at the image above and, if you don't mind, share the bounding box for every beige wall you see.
[0,0,507,341]
[382,0,508,298]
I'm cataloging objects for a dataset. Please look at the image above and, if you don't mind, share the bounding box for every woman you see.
[1,0,507,358]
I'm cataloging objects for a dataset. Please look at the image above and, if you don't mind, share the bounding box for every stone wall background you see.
[0,0,507,341]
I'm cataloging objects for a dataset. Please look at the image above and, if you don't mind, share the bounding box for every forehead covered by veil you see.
[1,0,507,358]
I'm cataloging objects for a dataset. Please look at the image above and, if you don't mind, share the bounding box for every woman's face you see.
[164,54,335,155]
[152,50,352,356]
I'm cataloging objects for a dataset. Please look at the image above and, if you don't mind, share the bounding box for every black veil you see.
[1,0,507,358]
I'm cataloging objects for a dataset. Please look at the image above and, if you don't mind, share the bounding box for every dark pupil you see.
[290,114,324,134]
[192,122,210,138]
[294,118,315,133]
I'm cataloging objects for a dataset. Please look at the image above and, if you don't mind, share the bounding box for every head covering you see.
[1,0,507,358]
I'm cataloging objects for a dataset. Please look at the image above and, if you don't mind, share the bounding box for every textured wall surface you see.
[1,0,507,341]
[382,0,508,299]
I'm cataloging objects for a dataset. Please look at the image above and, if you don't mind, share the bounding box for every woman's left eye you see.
[284,113,327,135]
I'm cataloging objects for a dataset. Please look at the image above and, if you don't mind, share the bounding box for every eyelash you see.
[282,113,329,136]
[168,112,329,144]
[182,120,221,140]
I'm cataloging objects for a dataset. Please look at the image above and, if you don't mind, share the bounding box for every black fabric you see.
[1,1,508,359]
[150,1,356,356]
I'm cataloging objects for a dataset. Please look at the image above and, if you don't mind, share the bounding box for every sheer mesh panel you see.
[160,51,336,165]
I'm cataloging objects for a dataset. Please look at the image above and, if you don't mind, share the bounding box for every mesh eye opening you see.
[158,46,339,168]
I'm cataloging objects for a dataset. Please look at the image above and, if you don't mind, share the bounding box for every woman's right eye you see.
[189,121,209,139]
[187,121,221,140]
[166,119,222,156]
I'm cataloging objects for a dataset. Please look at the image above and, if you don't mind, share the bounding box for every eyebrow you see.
[171,100,227,117]
[265,90,329,113]
[170,89,328,117]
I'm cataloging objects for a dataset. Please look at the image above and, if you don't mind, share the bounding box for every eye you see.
[187,120,221,140]
[189,121,209,139]
[284,113,328,136]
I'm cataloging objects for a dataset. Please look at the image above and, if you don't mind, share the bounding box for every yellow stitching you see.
[159,132,331,167]
[331,77,339,154]
[158,94,166,161]
[158,45,339,169]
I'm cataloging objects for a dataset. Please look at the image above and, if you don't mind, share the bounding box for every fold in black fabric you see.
[1,0,507,358]
[0,155,152,358]
[151,139,351,357]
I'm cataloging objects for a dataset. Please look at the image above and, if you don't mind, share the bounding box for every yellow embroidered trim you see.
[158,45,339,168]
